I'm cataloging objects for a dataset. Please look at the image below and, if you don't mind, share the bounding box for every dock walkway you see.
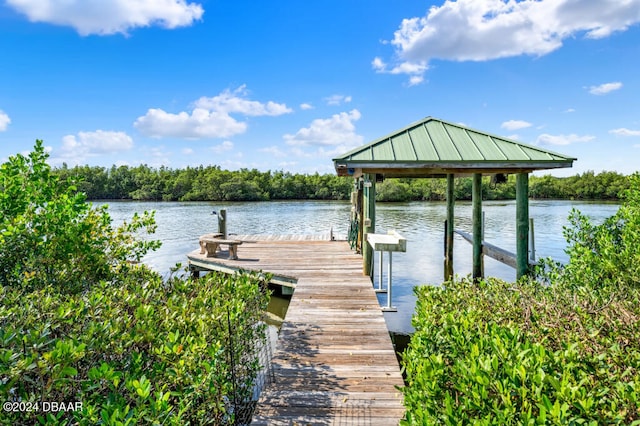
[187,236,405,424]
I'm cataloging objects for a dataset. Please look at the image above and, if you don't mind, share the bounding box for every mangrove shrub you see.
[0,142,271,424]
[401,174,640,424]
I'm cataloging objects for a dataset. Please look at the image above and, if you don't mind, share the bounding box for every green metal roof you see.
[333,117,576,177]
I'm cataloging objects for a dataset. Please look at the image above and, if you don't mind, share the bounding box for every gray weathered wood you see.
[454,229,538,270]
[187,237,405,423]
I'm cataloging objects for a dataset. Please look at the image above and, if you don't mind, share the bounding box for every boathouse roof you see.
[333,117,576,178]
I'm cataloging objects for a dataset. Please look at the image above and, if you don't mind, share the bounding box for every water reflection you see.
[97,200,619,334]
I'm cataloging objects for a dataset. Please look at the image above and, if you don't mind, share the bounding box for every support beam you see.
[356,180,364,254]
[472,173,483,280]
[362,174,376,276]
[444,174,455,280]
[516,173,530,279]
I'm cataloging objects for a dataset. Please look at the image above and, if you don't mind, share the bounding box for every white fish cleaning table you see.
[366,231,406,312]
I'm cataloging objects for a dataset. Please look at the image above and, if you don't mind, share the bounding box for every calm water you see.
[98,200,619,333]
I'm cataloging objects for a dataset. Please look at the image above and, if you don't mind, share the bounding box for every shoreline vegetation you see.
[52,163,633,203]
[1,142,271,424]
[3,142,639,423]
[401,173,640,424]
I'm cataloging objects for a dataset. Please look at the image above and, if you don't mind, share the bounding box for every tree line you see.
[52,164,632,202]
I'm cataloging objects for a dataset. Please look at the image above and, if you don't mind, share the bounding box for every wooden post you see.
[357,180,363,254]
[218,209,227,239]
[472,173,483,281]
[444,174,455,280]
[516,173,530,279]
[363,174,375,276]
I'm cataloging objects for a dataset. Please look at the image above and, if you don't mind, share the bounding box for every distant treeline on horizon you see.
[51,164,634,203]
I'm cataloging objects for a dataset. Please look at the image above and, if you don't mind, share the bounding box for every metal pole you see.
[387,252,393,310]
[375,250,386,293]
[529,218,536,262]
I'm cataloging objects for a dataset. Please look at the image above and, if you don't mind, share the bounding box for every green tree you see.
[0,140,160,292]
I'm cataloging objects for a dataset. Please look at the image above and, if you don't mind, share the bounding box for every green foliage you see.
[1,142,272,424]
[401,173,640,424]
[1,270,270,425]
[546,173,640,290]
[53,164,354,202]
[0,141,161,293]
[51,162,632,203]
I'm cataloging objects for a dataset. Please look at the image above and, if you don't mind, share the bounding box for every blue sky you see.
[1,0,639,176]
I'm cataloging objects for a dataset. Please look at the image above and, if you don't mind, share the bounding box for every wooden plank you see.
[187,237,405,423]
[454,229,538,270]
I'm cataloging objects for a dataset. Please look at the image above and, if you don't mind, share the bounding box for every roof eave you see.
[334,160,575,177]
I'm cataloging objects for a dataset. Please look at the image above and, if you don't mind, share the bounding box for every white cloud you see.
[372,57,427,86]
[588,81,623,95]
[278,161,298,169]
[182,147,194,155]
[135,108,247,139]
[193,86,292,116]
[610,128,640,137]
[56,130,133,164]
[6,0,204,36]
[259,146,287,158]
[377,0,640,84]
[134,85,292,139]
[284,109,363,148]
[300,103,314,110]
[324,95,353,106]
[0,111,10,131]
[211,140,234,154]
[537,133,595,146]
[501,120,532,131]
[563,108,576,113]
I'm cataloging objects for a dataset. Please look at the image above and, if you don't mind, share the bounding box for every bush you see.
[401,174,640,425]
[0,142,272,424]
[1,270,270,425]
[0,141,161,293]
[402,279,640,425]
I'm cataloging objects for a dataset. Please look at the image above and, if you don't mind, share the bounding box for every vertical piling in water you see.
[472,173,483,281]
[516,173,530,279]
[444,174,455,281]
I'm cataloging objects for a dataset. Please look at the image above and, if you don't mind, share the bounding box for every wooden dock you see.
[187,236,405,424]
